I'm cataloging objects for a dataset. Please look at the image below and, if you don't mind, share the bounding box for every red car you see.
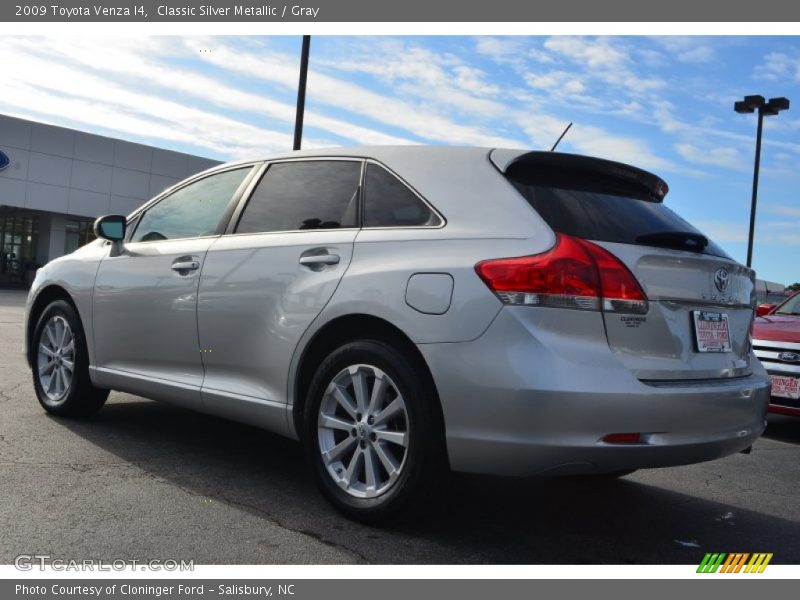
[753,291,800,416]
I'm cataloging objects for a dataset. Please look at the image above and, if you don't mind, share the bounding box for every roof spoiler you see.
[489,149,669,202]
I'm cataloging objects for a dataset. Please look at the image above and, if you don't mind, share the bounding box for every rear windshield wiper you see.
[635,231,709,252]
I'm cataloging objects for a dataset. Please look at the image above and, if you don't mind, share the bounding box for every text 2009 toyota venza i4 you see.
[24,147,769,522]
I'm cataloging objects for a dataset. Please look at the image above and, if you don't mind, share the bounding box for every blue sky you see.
[1,35,798,284]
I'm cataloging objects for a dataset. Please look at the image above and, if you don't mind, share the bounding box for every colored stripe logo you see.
[697,553,773,573]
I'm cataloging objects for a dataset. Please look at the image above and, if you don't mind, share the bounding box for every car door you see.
[92,165,257,408]
[196,159,362,432]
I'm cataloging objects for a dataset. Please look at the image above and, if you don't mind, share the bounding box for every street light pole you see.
[746,108,764,269]
[734,95,790,269]
[293,35,311,151]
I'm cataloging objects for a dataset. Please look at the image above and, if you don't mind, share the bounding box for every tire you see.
[31,299,109,418]
[304,339,448,523]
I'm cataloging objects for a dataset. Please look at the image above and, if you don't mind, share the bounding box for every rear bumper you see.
[420,307,770,477]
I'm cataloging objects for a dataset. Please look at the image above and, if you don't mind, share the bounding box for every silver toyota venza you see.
[25,147,770,521]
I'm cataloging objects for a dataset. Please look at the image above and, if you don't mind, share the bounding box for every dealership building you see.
[0,114,220,286]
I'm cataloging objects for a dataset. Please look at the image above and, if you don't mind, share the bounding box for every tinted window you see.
[506,165,729,258]
[364,164,440,227]
[132,168,251,243]
[236,161,361,233]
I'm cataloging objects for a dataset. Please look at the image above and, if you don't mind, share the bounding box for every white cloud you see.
[674,143,747,170]
[528,48,557,64]
[764,203,800,218]
[544,37,628,69]
[568,127,676,172]
[474,37,522,61]
[3,34,676,168]
[200,39,522,147]
[760,221,800,245]
[526,37,666,105]
[755,52,798,82]
[313,40,503,107]
[653,37,715,64]
[695,216,800,246]
[0,36,414,157]
[515,114,677,172]
[0,51,297,158]
[452,65,501,97]
[524,71,586,94]
[693,220,749,243]
[474,37,555,65]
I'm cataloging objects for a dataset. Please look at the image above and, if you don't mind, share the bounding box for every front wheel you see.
[31,299,109,417]
[304,340,448,523]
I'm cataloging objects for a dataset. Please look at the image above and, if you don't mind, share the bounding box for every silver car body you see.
[24,146,770,477]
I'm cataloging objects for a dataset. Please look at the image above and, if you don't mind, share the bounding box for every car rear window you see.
[505,162,729,258]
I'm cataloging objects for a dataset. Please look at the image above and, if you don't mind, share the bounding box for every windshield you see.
[775,293,800,315]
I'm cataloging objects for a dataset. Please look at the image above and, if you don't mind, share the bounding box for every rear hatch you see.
[498,151,755,382]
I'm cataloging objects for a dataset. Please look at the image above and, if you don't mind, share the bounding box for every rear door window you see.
[236,160,361,233]
[364,163,441,228]
[505,162,729,258]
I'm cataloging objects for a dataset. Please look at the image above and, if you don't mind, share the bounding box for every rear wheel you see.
[304,340,448,523]
[32,299,108,417]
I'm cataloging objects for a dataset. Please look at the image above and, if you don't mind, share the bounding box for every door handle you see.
[171,260,200,271]
[299,254,340,266]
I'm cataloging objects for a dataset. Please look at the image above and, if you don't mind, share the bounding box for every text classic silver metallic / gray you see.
[24,146,770,522]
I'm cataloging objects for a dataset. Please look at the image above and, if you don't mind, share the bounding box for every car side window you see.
[364,163,441,228]
[131,167,252,243]
[235,161,361,234]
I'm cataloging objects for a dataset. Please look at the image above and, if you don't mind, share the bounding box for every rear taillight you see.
[475,233,648,315]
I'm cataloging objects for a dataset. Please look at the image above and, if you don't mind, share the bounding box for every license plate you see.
[770,375,800,399]
[692,311,731,353]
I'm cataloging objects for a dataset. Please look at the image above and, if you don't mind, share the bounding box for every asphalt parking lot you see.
[1,289,798,565]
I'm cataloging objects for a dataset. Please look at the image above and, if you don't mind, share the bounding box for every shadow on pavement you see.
[54,396,800,565]
[763,414,800,445]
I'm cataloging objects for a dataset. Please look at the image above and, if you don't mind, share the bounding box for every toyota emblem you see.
[714,268,730,293]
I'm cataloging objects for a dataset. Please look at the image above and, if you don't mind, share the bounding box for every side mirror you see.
[94,215,126,242]
[756,303,776,317]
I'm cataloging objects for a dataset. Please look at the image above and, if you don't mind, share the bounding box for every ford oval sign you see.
[0,150,9,171]
[778,352,800,364]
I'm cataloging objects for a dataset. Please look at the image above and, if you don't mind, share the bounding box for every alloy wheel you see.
[317,364,410,499]
[37,315,75,405]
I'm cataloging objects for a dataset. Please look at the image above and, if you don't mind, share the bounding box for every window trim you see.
[125,162,262,244]
[227,157,366,237]
[225,156,447,238]
[361,159,446,231]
